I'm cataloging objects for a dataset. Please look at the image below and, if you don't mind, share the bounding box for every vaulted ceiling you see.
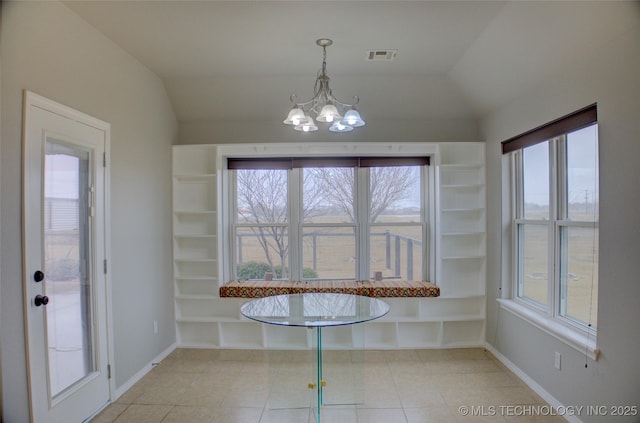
[65,1,639,124]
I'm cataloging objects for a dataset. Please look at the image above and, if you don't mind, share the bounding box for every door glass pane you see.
[518,223,548,307]
[44,139,95,398]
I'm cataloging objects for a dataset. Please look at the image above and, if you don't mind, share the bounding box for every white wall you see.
[179,118,480,144]
[1,2,178,421]
[482,21,640,422]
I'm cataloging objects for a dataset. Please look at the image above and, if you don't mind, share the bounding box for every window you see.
[503,104,599,336]
[229,157,429,281]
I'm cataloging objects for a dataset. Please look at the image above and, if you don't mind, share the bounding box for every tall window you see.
[229,157,429,281]
[503,104,599,332]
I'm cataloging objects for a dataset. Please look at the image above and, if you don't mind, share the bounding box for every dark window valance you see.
[501,104,597,154]
[228,156,430,170]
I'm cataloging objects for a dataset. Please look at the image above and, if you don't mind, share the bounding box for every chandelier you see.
[283,39,365,133]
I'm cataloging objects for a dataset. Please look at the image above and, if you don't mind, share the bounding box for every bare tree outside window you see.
[308,167,416,222]
[235,164,422,280]
[236,169,289,278]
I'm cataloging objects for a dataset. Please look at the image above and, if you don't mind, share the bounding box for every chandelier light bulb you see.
[329,121,353,133]
[341,109,365,127]
[283,107,305,125]
[294,115,318,132]
[317,104,341,123]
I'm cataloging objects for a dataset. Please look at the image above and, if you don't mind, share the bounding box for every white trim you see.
[216,142,439,159]
[497,299,599,361]
[113,343,176,400]
[485,342,582,423]
[222,142,436,282]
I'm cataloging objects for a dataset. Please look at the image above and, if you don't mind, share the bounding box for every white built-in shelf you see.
[171,143,487,350]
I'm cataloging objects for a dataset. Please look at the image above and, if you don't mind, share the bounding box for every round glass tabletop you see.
[241,293,390,328]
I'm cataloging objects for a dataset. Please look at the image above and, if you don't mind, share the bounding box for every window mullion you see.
[356,168,370,280]
[421,166,429,281]
[555,135,568,319]
[289,168,302,281]
[229,170,238,281]
[549,138,560,318]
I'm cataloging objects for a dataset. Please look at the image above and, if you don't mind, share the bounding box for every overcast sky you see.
[523,125,598,206]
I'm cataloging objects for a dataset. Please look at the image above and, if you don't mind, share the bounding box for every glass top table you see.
[241,293,390,423]
[240,292,390,327]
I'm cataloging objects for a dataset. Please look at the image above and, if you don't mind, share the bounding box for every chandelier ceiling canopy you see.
[283,39,365,133]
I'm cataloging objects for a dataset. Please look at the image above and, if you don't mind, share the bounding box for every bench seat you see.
[219,280,440,298]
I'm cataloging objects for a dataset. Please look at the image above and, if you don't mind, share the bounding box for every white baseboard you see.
[485,342,582,423]
[113,342,177,400]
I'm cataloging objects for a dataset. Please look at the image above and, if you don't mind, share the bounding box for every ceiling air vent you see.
[366,49,397,61]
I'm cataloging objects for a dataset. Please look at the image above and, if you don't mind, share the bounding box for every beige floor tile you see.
[502,413,567,422]
[416,348,456,362]
[357,407,408,423]
[137,371,196,390]
[358,387,403,408]
[397,388,448,408]
[441,386,541,408]
[441,359,503,374]
[449,348,493,361]
[134,386,188,405]
[209,406,263,423]
[91,348,557,423]
[114,386,145,405]
[221,388,269,408]
[455,406,507,422]
[112,404,172,422]
[161,405,216,423]
[90,403,128,423]
[174,386,226,407]
[404,406,459,423]
[462,371,521,388]
[382,349,421,362]
[317,406,358,422]
[259,407,311,423]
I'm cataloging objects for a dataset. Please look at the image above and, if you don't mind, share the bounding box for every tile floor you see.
[91,348,565,423]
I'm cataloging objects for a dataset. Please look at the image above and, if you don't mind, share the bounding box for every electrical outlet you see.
[153,320,158,335]
[554,352,561,370]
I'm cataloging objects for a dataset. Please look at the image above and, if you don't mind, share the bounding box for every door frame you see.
[22,90,114,420]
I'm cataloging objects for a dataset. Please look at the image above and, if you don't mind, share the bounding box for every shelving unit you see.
[172,143,486,350]
[436,142,487,346]
[173,145,221,348]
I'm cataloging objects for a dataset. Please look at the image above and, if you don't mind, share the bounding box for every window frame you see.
[500,106,599,359]
[231,163,429,282]
[220,143,437,284]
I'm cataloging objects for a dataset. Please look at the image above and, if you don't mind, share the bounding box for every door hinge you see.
[103,152,107,167]
[104,259,108,274]
[107,364,111,379]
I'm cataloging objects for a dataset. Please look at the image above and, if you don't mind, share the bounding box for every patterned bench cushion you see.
[219,280,440,298]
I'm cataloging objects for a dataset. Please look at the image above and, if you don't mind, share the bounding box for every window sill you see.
[497,299,600,361]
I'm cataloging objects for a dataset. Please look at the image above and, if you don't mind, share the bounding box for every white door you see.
[23,91,112,422]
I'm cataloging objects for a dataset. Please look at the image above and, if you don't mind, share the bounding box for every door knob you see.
[34,270,45,282]
[34,295,49,307]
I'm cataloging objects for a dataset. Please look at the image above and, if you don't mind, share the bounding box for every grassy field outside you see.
[519,210,599,328]
[236,215,423,281]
